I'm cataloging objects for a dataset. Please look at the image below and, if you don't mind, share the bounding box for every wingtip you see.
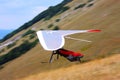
[88,29,101,32]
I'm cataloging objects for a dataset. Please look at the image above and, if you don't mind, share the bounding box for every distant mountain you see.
[0,29,13,39]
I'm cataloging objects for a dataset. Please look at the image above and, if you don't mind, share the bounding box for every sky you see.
[0,0,63,30]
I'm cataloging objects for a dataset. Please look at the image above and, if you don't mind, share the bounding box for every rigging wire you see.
[65,36,92,43]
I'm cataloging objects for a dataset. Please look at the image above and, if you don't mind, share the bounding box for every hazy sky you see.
[0,0,63,30]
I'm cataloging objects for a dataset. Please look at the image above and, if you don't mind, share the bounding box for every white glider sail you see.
[36,30,100,51]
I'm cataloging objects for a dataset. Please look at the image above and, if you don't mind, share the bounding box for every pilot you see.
[53,48,84,62]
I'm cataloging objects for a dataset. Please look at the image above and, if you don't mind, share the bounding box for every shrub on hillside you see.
[0,39,39,65]
[87,3,94,7]
[55,19,61,22]
[74,3,86,10]
[47,24,54,28]
[57,6,70,14]
[0,49,5,54]
[53,26,60,30]
[7,42,16,49]
[47,24,60,30]
[44,6,70,20]
[22,30,35,37]
[40,29,44,30]
[88,0,94,3]
[0,65,4,70]
[29,34,36,39]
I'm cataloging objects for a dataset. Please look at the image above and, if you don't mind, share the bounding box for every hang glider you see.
[36,30,101,51]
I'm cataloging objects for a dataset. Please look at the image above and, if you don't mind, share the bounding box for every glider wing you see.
[36,30,101,51]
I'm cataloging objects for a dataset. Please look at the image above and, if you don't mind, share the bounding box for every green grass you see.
[81,44,92,51]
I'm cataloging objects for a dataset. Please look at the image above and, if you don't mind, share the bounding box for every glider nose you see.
[79,53,84,57]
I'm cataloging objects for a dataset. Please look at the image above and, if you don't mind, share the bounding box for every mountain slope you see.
[0,0,120,80]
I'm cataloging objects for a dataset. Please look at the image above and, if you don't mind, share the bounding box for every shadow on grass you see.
[41,61,48,64]
[0,65,4,70]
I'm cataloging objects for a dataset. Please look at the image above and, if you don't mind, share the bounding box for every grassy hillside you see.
[19,54,120,80]
[0,0,120,80]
